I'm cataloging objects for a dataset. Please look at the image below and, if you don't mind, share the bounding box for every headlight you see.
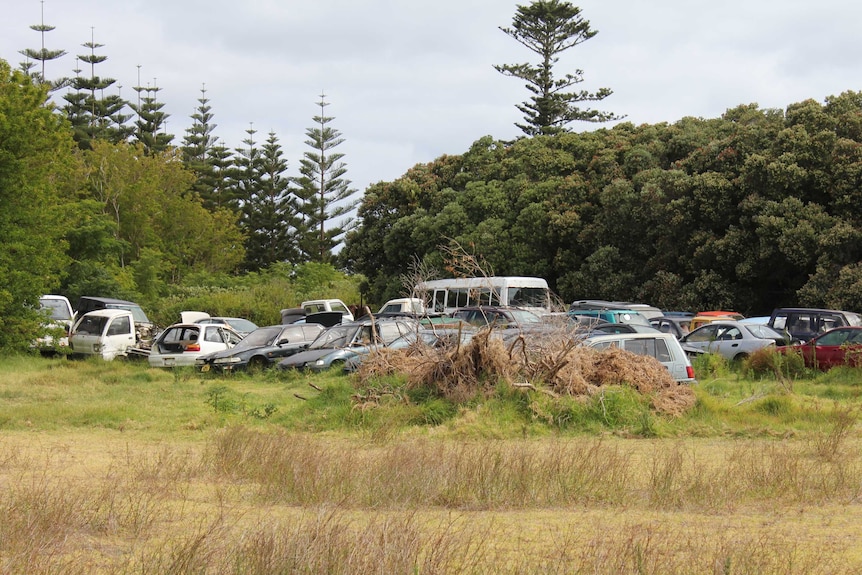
[314,359,326,366]
[214,357,242,364]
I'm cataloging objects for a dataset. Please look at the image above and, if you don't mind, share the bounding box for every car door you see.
[682,325,719,355]
[809,328,856,369]
[711,325,746,359]
[102,314,135,359]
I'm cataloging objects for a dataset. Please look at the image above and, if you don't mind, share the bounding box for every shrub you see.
[743,347,806,380]
[691,352,729,379]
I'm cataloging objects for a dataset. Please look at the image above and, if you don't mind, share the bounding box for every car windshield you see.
[231,326,282,350]
[74,315,108,335]
[744,324,784,340]
[507,287,548,308]
[222,318,257,332]
[40,298,72,321]
[509,309,541,324]
[107,304,150,324]
[308,324,360,350]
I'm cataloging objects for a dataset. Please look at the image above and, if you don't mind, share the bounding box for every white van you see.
[415,276,551,315]
[69,309,136,360]
[585,332,696,384]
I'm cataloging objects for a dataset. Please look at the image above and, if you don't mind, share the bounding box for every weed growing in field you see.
[743,346,807,383]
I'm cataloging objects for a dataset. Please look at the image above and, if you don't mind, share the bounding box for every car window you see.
[302,325,324,340]
[820,314,846,332]
[717,327,742,341]
[330,302,349,314]
[107,316,131,336]
[746,325,782,339]
[40,298,72,321]
[75,315,108,335]
[816,329,853,346]
[622,338,667,360]
[204,327,222,343]
[162,326,200,344]
[687,326,717,342]
[378,322,413,344]
[653,320,672,334]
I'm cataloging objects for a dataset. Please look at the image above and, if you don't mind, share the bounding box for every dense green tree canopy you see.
[0,61,75,348]
[344,92,862,316]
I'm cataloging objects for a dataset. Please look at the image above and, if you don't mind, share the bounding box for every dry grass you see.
[2,429,862,573]
[356,326,696,416]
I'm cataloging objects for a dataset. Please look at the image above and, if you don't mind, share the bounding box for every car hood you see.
[204,346,267,360]
[278,348,334,367]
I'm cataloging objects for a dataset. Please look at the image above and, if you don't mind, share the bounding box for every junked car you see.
[76,296,157,351]
[584,332,696,384]
[649,316,692,339]
[780,326,862,370]
[277,316,417,372]
[34,294,75,353]
[181,311,258,337]
[768,308,862,344]
[343,328,475,372]
[197,323,324,372]
[148,323,242,368]
[69,309,137,360]
[451,306,541,328]
[680,320,785,361]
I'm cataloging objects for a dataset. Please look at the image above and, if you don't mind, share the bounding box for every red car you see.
[781,326,862,370]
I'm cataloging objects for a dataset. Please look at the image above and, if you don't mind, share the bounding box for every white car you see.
[680,320,785,361]
[584,332,696,384]
[148,323,243,368]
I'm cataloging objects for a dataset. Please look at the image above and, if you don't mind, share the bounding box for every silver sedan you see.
[679,320,785,361]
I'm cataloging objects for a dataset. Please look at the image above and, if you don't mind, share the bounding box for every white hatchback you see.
[585,332,696,384]
[148,323,243,368]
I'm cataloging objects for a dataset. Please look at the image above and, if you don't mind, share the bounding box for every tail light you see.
[686,365,695,379]
[185,343,201,352]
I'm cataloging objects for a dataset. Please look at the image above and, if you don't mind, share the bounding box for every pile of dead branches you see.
[354,325,696,416]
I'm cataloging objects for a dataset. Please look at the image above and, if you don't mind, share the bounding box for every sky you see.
[3,0,862,196]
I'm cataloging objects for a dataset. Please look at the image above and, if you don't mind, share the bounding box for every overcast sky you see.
[3,1,861,195]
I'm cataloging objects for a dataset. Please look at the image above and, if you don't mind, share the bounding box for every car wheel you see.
[733,352,749,361]
[248,356,268,373]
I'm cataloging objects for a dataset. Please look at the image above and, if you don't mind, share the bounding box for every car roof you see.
[79,308,131,318]
[587,331,676,341]
[771,307,851,313]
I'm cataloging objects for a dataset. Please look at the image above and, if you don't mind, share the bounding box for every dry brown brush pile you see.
[355,327,696,416]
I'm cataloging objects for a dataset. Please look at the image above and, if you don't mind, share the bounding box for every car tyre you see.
[248,356,268,373]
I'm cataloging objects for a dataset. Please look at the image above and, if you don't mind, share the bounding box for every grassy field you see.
[1,353,862,573]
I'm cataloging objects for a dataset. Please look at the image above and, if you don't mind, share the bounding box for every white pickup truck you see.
[378,297,427,315]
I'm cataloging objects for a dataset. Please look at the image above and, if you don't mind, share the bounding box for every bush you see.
[691,352,730,379]
[743,347,806,380]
